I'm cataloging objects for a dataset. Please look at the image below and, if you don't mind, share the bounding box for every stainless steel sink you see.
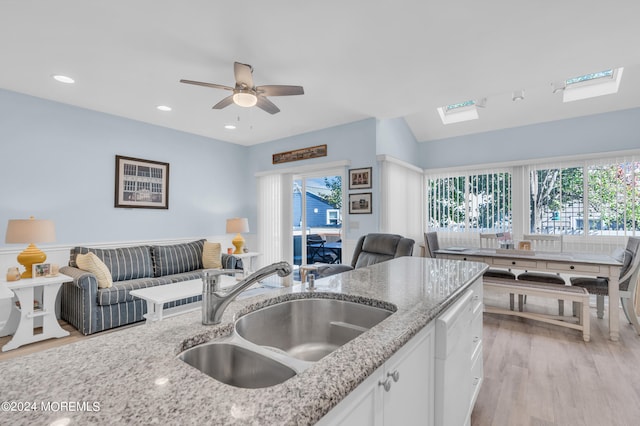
[179,342,296,388]
[235,298,394,362]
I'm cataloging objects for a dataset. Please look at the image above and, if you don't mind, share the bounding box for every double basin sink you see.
[179,296,394,388]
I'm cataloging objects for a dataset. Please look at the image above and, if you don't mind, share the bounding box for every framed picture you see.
[272,144,327,164]
[33,263,51,278]
[349,192,372,214]
[115,155,169,209]
[348,167,372,189]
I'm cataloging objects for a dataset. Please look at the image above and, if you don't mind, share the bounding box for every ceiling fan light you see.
[233,91,257,107]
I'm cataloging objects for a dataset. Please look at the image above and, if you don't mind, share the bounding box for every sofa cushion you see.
[70,246,153,282]
[203,241,222,269]
[151,239,205,277]
[76,252,113,289]
[97,276,175,306]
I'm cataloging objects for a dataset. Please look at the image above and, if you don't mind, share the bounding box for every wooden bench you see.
[483,277,591,342]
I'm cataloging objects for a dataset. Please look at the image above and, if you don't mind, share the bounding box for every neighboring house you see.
[293,188,341,229]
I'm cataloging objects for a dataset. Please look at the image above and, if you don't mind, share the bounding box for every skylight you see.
[561,67,623,102]
[438,99,480,125]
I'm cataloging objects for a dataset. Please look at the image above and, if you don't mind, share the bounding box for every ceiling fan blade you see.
[212,95,234,110]
[257,85,304,96]
[179,79,233,91]
[256,96,280,114]
[234,62,254,89]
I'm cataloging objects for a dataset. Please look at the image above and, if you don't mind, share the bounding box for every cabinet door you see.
[316,364,384,426]
[383,324,435,426]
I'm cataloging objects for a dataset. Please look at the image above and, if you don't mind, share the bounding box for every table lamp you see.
[5,216,56,278]
[226,217,249,254]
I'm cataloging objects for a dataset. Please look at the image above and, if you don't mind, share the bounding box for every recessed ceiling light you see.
[52,75,75,84]
[224,124,237,130]
[156,105,172,112]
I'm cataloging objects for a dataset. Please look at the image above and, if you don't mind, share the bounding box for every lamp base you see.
[17,243,47,279]
[232,233,245,255]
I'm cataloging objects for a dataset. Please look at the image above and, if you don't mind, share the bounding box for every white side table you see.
[232,252,261,277]
[0,274,71,351]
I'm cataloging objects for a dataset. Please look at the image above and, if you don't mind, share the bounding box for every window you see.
[426,169,512,233]
[326,209,340,225]
[530,158,640,236]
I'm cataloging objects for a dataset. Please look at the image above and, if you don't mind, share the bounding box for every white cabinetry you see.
[318,277,484,426]
[435,278,484,426]
[317,323,435,426]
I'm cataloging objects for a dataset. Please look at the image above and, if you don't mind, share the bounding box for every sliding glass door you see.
[293,172,343,266]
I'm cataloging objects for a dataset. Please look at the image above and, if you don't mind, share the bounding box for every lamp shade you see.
[226,218,249,234]
[5,217,56,244]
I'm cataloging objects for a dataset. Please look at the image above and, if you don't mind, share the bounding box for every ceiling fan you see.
[180,62,304,114]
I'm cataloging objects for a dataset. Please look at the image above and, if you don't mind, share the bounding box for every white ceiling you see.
[2,1,639,146]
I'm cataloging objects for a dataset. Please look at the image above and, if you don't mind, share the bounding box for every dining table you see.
[435,247,624,341]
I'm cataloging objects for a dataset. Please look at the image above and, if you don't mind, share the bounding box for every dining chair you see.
[479,233,517,310]
[570,237,640,334]
[423,232,439,258]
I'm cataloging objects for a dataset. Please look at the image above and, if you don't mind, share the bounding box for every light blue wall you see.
[0,89,249,246]
[376,117,420,165]
[419,107,640,169]
[247,119,378,239]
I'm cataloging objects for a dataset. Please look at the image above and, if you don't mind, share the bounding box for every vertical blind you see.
[257,173,293,267]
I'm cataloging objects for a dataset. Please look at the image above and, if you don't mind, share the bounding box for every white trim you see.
[255,160,350,177]
[423,148,640,175]
[376,155,423,174]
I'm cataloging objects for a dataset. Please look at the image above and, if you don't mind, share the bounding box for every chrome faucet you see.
[202,261,292,325]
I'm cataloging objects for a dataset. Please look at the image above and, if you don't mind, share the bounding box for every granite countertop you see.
[0,257,486,425]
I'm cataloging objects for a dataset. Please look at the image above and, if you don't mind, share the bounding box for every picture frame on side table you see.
[349,193,372,214]
[115,155,169,209]
[348,167,372,189]
[32,263,51,278]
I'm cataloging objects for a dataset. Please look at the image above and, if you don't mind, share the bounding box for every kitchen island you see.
[0,257,487,425]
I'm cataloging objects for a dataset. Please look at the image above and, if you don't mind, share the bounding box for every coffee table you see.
[130,275,275,324]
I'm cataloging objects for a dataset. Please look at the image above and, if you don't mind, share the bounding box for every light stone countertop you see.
[0,257,487,425]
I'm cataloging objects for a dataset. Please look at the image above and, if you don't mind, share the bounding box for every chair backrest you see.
[424,232,439,258]
[350,233,415,269]
[619,237,640,294]
[522,234,563,252]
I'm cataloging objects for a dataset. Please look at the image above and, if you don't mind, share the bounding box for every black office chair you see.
[314,233,414,278]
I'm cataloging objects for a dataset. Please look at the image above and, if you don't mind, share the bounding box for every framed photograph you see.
[272,144,327,164]
[348,167,372,189]
[115,155,169,209]
[32,263,51,278]
[349,192,372,214]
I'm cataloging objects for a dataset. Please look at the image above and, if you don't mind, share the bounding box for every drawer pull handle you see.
[512,261,516,265]
[473,336,480,343]
[570,265,575,270]
[387,370,400,382]
[379,379,391,392]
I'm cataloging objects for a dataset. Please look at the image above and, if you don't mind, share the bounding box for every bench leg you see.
[582,299,590,342]
[558,300,564,316]
[510,293,515,311]
[596,295,605,319]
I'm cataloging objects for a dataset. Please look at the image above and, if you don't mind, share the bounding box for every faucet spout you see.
[202,261,292,325]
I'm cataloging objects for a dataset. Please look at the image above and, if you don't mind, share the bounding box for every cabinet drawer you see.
[470,345,483,407]
[493,258,537,269]
[544,262,603,274]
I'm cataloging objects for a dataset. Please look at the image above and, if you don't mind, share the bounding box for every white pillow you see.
[203,241,222,269]
[76,252,113,289]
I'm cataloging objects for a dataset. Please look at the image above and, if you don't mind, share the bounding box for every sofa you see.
[60,239,241,335]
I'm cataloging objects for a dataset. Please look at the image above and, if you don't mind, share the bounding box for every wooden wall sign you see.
[272,144,327,164]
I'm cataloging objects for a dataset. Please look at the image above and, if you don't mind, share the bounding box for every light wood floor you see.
[472,297,640,426]
[2,301,640,426]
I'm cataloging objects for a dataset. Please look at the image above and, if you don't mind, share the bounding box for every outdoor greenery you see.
[321,176,342,209]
